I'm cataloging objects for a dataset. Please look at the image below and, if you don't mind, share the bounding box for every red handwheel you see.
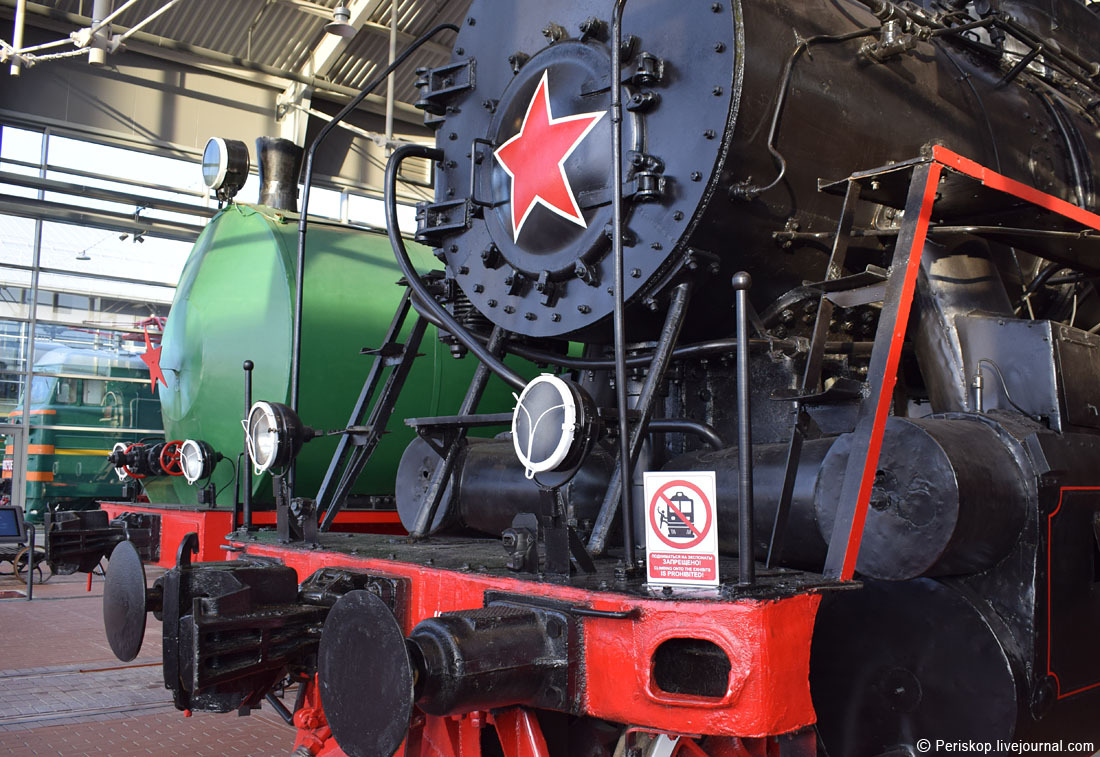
[159,440,185,476]
[122,443,146,479]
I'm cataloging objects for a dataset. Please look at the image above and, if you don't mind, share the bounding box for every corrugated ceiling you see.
[28,0,471,105]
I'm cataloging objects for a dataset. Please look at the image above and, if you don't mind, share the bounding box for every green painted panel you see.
[155,205,519,507]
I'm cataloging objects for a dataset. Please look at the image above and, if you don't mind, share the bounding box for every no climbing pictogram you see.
[643,471,720,587]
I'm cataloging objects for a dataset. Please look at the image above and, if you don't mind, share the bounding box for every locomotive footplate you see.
[220,531,849,755]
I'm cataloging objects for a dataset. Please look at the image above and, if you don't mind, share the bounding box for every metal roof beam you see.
[0,2,427,124]
[275,1,453,58]
[300,0,385,80]
[279,0,384,143]
[361,20,451,59]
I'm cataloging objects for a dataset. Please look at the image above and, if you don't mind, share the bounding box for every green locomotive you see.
[3,345,161,522]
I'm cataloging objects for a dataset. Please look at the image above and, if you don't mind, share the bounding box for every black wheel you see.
[14,546,51,584]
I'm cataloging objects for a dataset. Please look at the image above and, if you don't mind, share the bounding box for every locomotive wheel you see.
[159,440,185,476]
[14,546,51,584]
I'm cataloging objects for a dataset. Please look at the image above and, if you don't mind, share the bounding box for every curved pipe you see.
[648,419,724,450]
[386,145,526,390]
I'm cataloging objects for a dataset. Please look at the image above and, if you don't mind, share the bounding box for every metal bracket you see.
[414,58,476,120]
[416,198,473,247]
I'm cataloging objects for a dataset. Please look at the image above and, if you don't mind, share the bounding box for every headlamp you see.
[180,439,220,485]
[511,374,599,482]
[243,401,314,475]
[201,137,249,201]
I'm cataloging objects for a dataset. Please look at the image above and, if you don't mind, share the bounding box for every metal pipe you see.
[24,521,33,600]
[17,132,46,531]
[611,0,635,570]
[385,145,526,390]
[290,22,461,496]
[732,272,756,586]
[88,0,109,66]
[264,693,294,725]
[242,360,254,532]
[10,0,25,75]
[385,0,397,144]
[647,419,724,450]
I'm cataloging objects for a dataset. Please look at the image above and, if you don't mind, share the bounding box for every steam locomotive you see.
[102,0,1100,755]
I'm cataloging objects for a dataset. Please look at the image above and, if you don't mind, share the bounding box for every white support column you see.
[89,0,111,66]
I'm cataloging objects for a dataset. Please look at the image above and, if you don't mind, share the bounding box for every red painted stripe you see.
[838,162,943,581]
[932,146,1100,232]
[1046,486,1100,699]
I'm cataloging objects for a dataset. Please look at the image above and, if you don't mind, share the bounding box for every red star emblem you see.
[494,70,605,241]
[139,326,166,395]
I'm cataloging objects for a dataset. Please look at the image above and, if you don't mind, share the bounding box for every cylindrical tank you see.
[395,436,613,535]
[155,205,514,506]
[815,416,1030,580]
[811,578,1020,755]
[667,439,835,569]
[424,0,1100,342]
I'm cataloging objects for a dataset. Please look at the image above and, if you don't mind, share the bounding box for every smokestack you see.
[256,137,304,213]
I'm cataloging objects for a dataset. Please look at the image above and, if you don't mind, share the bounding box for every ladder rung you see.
[805,265,888,292]
[771,376,864,405]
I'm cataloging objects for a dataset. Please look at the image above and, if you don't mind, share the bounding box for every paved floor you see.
[0,564,300,756]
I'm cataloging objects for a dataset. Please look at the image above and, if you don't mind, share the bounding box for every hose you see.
[385,145,526,390]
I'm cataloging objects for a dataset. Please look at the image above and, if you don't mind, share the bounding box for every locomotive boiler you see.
[101,0,1100,755]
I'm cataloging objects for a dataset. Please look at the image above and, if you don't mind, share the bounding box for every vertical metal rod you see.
[587,282,693,556]
[385,0,397,144]
[732,272,756,586]
[18,131,47,523]
[10,0,25,76]
[88,0,109,66]
[242,359,254,532]
[24,521,33,601]
[610,0,635,568]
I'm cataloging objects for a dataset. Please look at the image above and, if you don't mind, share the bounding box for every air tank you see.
[154,205,512,506]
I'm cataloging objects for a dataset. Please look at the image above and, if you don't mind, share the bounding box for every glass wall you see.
[0,124,196,520]
[0,121,423,522]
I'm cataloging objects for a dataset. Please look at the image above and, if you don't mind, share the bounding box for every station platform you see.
[0,567,299,756]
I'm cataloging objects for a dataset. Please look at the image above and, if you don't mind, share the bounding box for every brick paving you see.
[0,567,300,756]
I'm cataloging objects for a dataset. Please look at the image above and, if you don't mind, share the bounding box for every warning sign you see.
[643,471,719,587]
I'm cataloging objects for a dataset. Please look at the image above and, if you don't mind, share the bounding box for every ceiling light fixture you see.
[325,4,357,38]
